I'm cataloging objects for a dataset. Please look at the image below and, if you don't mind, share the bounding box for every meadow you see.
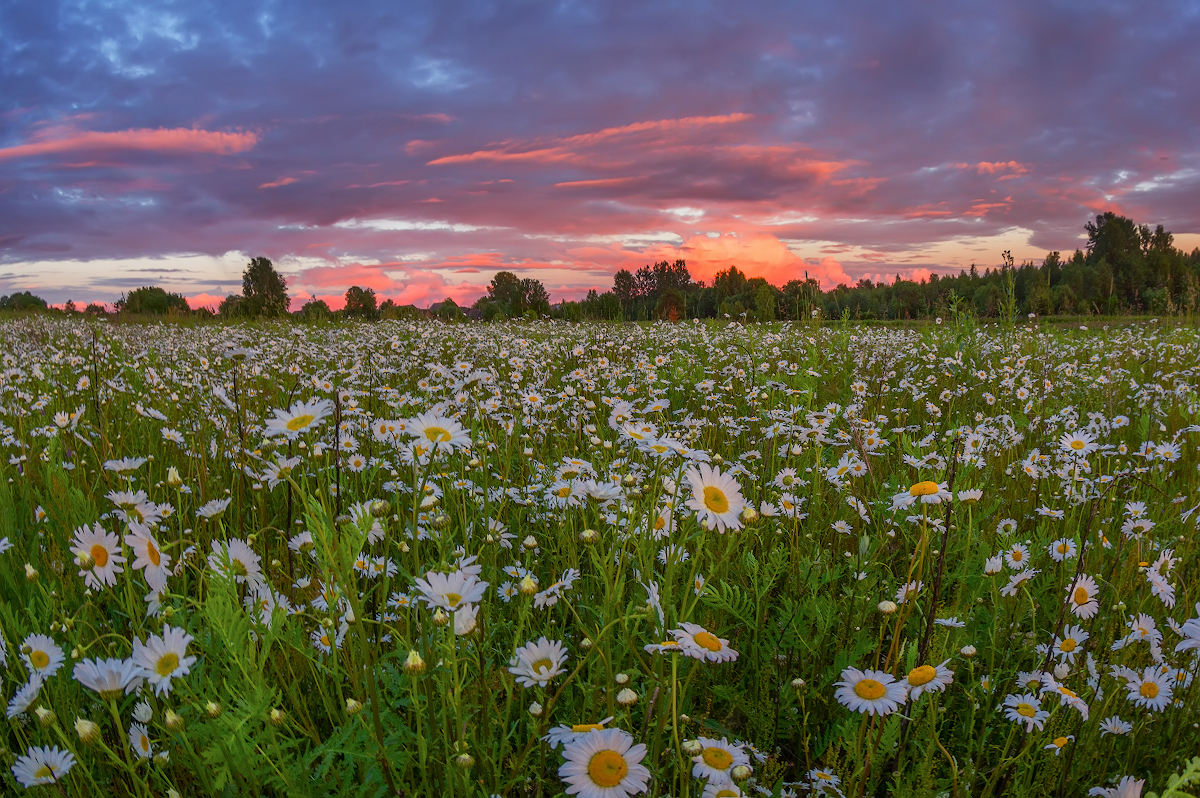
[1,313,1199,798]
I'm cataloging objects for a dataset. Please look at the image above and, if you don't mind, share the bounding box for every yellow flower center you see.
[588,750,628,787]
[1141,682,1159,698]
[1053,736,1068,747]
[909,481,939,496]
[555,487,571,498]
[147,540,161,567]
[91,544,109,568]
[572,723,604,732]
[702,747,734,769]
[1057,543,1069,553]
[715,791,739,798]
[286,414,315,432]
[531,658,554,675]
[139,734,150,753]
[30,650,50,669]
[1070,440,1085,450]
[653,516,666,531]
[1059,686,1077,698]
[693,631,722,652]
[703,486,729,514]
[907,665,936,687]
[424,426,451,443]
[1073,587,1089,605]
[444,592,462,608]
[34,765,53,779]
[156,652,179,677]
[854,679,886,700]
[1016,703,1035,718]
[1059,638,1077,652]
[1011,550,1023,562]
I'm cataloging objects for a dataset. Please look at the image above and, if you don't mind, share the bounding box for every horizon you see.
[2,1,1199,311]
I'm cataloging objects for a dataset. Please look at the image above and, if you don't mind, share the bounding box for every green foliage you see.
[115,286,191,315]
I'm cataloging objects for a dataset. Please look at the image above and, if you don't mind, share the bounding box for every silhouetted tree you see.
[344,286,378,319]
[242,257,290,317]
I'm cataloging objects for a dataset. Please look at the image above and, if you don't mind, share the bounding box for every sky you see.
[2,0,1199,311]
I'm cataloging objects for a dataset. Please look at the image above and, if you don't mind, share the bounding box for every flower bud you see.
[268,708,286,727]
[25,563,38,582]
[75,718,100,744]
[75,550,95,570]
[454,752,475,769]
[468,457,482,468]
[431,512,451,530]
[614,673,629,685]
[960,644,977,658]
[166,466,183,487]
[791,677,806,690]
[741,507,759,524]
[205,702,222,718]
[404,650,426,674]
[528,702,543,717]
[370,499,390,518]
[35,707,56,728]
[579,528,600,543]
[580,637,593,649]
[518,575,539,595]
[731,764,753,782]
[432,608,449,626]
[878,600,897,614]
[682,739,703,756]
[521,535,538,550]
[165,709,184,731]
[616,688,638,706]
[345,698,363,715]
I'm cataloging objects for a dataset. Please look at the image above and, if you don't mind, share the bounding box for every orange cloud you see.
[633,232,850,289]
[956,160,1028,176]
[259,177,297,189]
[0,127,259,161]
[554,177,647,189]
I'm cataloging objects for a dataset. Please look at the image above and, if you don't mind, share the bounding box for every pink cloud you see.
[259,177,297,189]
[0,126,259,161]
[631,232,850,289]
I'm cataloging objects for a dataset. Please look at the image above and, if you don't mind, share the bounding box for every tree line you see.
[9,213,1198,322]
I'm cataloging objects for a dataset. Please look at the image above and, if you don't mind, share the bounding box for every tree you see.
[117,286,190,315]
[344,286,378,319]
[218,295,246,318]
[479,271,551,318]
[298,298,333,321]
[84,302,107,315]
[434,297,464,320]
[521,278,551,315]
[241,257,290,318]
[0,291,48,311]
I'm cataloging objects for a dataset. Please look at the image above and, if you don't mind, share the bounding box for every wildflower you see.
[543,717,615,749]
[197,498,232,519]
[73,657,143,699]
[616,688,638,706]
[892,480,951,511]
[129,722,153,759]
[1003,543,1030,570]
[7,677,43,718]
[70,523,126,590]
[414,569,489,612]
[558,727,650,798]
[684,464,746,533]
[22,633,65,677]
[132,625,196,696]
[1060,431,1098,456]
[1045,735,1073,755]
[406,410,472,451]
[264,398,334,439]
[10,745,75,787]
[207,538,264,589]
[1123,666,1172,711]
[1003,693,1049,732]
[835,667,907,716]
[1099,716,1132,736]
[509,637,568,687]
[75,718,100,744]
[895,580,923,605]
[1000,568,1039,597]
[671,623,739,663]
[1088,776,1145,798]
[125,522,171,592]
[1048,538,1077,562]
[691,736,750,782]
[904,660,954,701]
[1049,625,1089,664]
[1068,575,1100,619]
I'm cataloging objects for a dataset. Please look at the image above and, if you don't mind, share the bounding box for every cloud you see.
[0,126,259,162]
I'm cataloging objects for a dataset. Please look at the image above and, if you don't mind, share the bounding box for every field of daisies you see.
[2,314,1200,798]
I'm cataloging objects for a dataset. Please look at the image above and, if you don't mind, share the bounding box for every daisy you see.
[1003,693,1049,732]
[132,625,196,696]
[1099,716,1132,736]
[406,411,472,451]
[125,522,171,592]
[1050,625,1089,664]
[1045,735,1073,756]
[1004,543,1030,570]
[509,637,569,687]
[73,657,143,699]
[1124,666,1171,711]
[558,727,650,798]
[264,398,334,440]
[1068,575,1100,619]
[10,745,75,787]
[684,464,746,533]
[904,660,954,700]
[703,784,745,798]
[891,480,951,512]
[22,633,65,677]
[996,518,1017,536]
[6,676,43,719]
[543,716,616,749]
[1088,776,1146,798]
[413,569,489,612]
[207,538,265,589]
[129,722,153,759]
[835,667,908,716]
[197,497,232,519]
[671,623,739,663]
[1060,431,1097,456]
[1048,538,1077,562]
[895,580,923,605]
[691,736,750,783]
[1000,568,1039,597]
[70,523,126,590]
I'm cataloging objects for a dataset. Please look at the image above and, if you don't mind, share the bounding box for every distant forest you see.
[8,213,1198,322]
[556,212,1200,322]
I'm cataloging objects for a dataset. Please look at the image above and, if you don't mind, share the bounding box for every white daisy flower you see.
[671,623,739,663]
[10,745,75,787]
[558,727,650,798]
[690,736,750,782]
[70,522,126,590]
[684,464,746,533]
[904,660,954,701]
[508,637,568,688]
[835,667,907,716]
[132,625,196,696]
